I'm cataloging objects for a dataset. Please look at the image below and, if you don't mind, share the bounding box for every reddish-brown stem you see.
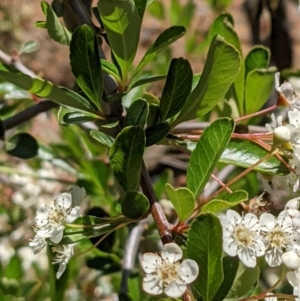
[234,104,277,123]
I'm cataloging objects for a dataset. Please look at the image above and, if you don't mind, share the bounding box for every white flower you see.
[29,235,47,254]
[260,213,293,267]
[52,243,75,279]
[275,72,300,110]
[220,210,265,268]
[141,243,199,298]
[34,186,85,245]
[282,251,300,270]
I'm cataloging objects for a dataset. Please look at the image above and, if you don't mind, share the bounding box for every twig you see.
[0,49,37,77]
[120,219,149,294]
[3,100,57,130]
[140,161,173,244]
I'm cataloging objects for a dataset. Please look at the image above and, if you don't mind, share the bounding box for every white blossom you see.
[220,210,265,267]
[31,186,85,248]
[141,243,199,298]
[52,243,75,279]
[260,213,293,267]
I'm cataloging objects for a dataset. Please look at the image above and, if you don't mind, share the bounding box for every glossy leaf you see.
[125,99,149,127]
[90,130,115,148]
[224,262,260,301]
[187,213,223,301]
[212,257,239,301]
[133,0,147,19]
[101,59,121,82]
[160,58,193,121]
[244,68,276,115]
[222,139,289,174]
[132,26,186,79]
[97,0,141,78]
[147,104,160,127]
[187,118,235,198]
[175,35,241,124]
[145,122,170,146]
[121,191,150,219]
[6,133,38,159]
[167,137,289,175]
[0,68,93,111]
[244,46,270,77]
[40,1,72,45]
[61,215,130,244]
[70,25,103,109]
[19,41,40,54]
[110,126,145,191]
[63,111,103,124]
[165,184,195,221]
[207,14,244,113]
[129,75,166,90]
[201,190,248,213]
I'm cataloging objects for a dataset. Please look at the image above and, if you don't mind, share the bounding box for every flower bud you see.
[273,126,291,148]
[282,251,300,270]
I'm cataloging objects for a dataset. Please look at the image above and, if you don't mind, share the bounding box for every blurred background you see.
[0,0,300,300]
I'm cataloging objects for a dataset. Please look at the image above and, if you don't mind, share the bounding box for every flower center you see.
[156,260,180,285]
[269,226,288,249]
[235,226,253,246]
[48,207,67,226]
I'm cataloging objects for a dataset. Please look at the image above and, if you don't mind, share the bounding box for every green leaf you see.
[120,191,150,219]
[244,46,270,77]
[147,104,160,127]
[63,111,103,124]
[212,257,239,301]
[125,98,149,127]
[187,118,235,198]
[145,122,170,146]
[34,21,47,28]
[207,14,244,113]
[132,26,186,79]
[40,1,72,45]
[0,68,93,111]
[224,262,260,301]
[165,184,195,221]
[90,129,115,148]
[201,190,248,213]
[19,41,40,54]
[244,68,276,115]
[167,137,290,175]
[5,133,38,159]
[110,126,145,191]
[129,75,166,90]
[160,58,193,121]
[97,0,141,78]
[70,25,103,109]
[133,0,147,19]
[101,59,121,82]
[61,215,130,244]
[187,213,223,301]
[174,35,241,124]
[221,139,289,175]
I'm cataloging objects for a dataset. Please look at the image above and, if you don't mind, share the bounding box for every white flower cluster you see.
[220,197,300,299]
[262,73,300,193]
[29,186,85,279]
[141,243,199,298]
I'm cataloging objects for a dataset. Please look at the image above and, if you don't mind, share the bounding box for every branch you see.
[120,219,149,294]
[0,49,36,77]
[3,100,58,130]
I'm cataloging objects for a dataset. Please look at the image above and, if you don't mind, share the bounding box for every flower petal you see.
[237,248,257,268]
[141,252,161,273]
[179,259,199,284]
[161,243,182,263]
[55,192,72,211]
[66,206,80,223]
[49,230,64,244]
[164,280,186,298]
[36,206,50,227]
[69,186,85,206]
[223,237,237,257]
[142,274,163,295]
